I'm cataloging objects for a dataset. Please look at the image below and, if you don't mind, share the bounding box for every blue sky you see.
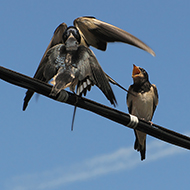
[1,1,190,190]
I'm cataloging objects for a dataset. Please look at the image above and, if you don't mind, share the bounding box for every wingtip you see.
[140,148,146,161]
[150,50,156,57]
[111,98,117,107]
[22,102,27,111]
[145,46,156,57]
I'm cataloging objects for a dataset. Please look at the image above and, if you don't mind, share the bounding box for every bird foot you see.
[149,121,154,126]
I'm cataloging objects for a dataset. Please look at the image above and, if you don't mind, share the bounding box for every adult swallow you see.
[23,16,155,110]
[127,64,158,160]
[26,26,117,105]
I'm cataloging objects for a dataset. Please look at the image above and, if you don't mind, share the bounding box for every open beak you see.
[132,64,141,78]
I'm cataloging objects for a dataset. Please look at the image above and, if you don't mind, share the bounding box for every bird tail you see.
[76,77,93,96]
[134,130,146,161]
[23,90,35,111]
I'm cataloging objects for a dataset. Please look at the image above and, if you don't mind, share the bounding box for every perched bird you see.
[23,16,155,110]
[127,64,158,160]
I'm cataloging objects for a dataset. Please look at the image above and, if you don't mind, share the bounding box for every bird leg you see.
[149,121,154,126]
[141,117,154,126]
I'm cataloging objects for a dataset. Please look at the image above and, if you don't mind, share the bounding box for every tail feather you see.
[134,137,146,161]
[76,77,93,96]
[134,130,146,161]
[23,90,35,111]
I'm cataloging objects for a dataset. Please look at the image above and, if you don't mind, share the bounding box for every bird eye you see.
[70,28,80,39]
[62,27,81,43]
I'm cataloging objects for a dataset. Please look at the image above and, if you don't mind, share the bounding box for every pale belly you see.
[131,92,153,121]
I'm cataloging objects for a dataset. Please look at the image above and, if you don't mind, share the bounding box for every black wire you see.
[0,66,190,150]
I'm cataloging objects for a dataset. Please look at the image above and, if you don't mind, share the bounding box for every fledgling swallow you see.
[23,16,155,110]
[127,64,158,160]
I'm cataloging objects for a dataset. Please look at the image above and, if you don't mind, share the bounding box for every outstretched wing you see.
[76,47,117,106]
[74,16,155,56]
[23,23,67,111]
[35,23,67,74]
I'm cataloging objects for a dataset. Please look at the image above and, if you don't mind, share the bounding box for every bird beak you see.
[65,33,78,50]
[132,64,141,78]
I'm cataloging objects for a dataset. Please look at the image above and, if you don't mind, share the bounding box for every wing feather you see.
[74,16,155,56]
[74,46,117,106]
[151,84,159,118]
[86,49,117,106]
[126,85,133,113]
[23,23,67,110]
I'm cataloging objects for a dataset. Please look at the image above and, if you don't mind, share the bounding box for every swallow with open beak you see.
[23,16,155,110]
[127,64,158,160]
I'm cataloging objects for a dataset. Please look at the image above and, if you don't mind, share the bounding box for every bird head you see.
[132,64,149,85]
[62,26,81,51]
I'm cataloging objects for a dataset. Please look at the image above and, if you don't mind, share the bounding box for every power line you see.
[0,66,190,150]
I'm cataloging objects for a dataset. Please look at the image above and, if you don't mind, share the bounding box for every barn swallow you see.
[23,16,155,110]
[127,64,158,160]
[26,26,117,105]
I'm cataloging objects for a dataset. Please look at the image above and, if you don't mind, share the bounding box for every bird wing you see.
[151,84,159,119]
[74,16,155,56]
[76,46,117,106]
[126,85,133,114]
[33,23,67,79]
[23,23,67,110]
[104,73,129,93]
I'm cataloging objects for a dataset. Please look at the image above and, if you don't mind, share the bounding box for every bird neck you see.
[133,81,151,93]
